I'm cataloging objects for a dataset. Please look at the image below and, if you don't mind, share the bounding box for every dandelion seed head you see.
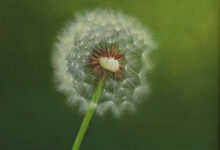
[52,9,155,117]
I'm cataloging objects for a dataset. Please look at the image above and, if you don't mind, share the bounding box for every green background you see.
[0,0,219,150]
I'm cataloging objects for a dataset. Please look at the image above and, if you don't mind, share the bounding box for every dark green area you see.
[0,0,218,150]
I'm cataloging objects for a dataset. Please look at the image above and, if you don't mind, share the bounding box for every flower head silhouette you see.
[53,9,154,118]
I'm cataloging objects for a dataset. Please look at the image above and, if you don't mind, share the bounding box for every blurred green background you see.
[0,0,219,150]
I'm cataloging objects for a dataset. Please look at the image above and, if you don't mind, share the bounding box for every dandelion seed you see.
[52,9,155,150]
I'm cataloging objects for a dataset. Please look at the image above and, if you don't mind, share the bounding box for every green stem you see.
[72,79,104,150]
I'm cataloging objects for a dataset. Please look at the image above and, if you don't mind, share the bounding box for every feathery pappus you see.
[52,9,155,117]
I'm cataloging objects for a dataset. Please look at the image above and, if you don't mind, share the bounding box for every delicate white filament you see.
[99,57,119,72]
[53,9,155,117]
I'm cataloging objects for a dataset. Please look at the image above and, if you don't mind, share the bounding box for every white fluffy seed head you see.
[52,9,155,117]
[99,57,119,72]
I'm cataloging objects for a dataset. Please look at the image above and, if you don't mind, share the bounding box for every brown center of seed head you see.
[88,47,125,80]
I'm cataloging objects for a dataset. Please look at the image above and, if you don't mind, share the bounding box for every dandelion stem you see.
[72,79,103,150]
